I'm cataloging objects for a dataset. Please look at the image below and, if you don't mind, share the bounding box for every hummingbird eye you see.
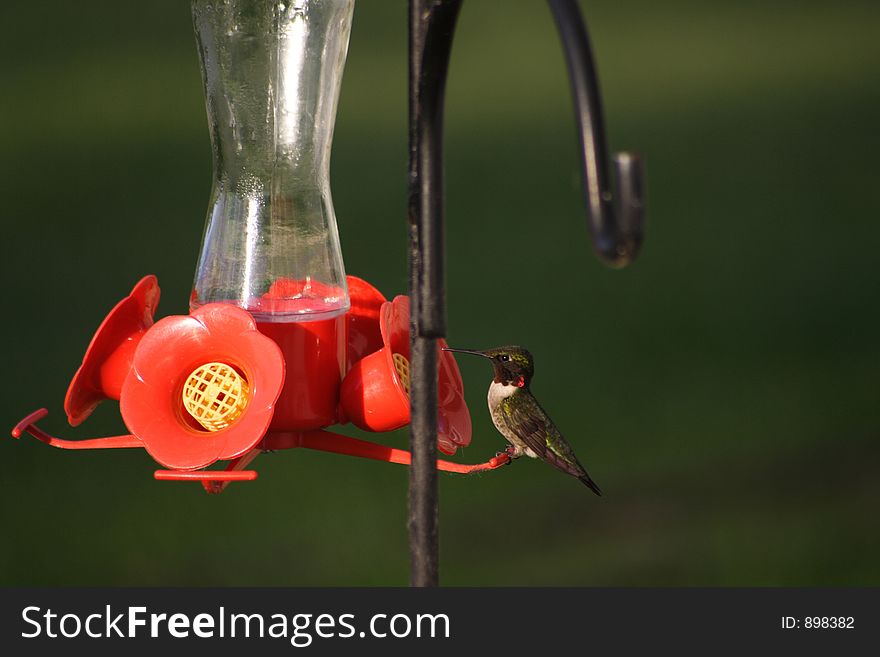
[499,355,509,362]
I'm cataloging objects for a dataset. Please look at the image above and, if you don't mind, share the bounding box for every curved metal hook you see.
[548,0,645,267]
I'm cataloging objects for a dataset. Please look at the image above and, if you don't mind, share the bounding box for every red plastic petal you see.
[345,275,387,366]
[380,294,411,377]
[64,275,160,426]
[437,337,472,455]
[384,296,472,454]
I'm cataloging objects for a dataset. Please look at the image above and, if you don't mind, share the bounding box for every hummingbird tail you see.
[579,475,602,496]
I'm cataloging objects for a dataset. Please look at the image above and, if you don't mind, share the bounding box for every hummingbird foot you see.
[494,450,515,465]
[502,444,523,459]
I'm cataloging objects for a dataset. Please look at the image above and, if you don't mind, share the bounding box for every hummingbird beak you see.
[442,347,490,358]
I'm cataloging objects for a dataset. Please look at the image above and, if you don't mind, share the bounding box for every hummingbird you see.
[443,345,602,495]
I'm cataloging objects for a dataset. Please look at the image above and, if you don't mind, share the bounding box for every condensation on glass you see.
[191,0,353,322]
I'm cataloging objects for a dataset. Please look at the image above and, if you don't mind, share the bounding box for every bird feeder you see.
[11,0,510,494]
[11,0,644,581]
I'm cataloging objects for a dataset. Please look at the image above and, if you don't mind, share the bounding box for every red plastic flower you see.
[340,295,472,455]
[120,303,285,470]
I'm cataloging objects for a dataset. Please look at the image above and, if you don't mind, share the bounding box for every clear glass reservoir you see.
[191,0,354,322]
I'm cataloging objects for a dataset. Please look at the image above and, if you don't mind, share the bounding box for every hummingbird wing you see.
[499,392,602,495]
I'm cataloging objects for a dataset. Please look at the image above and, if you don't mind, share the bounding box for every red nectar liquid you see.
[253,305,347,431]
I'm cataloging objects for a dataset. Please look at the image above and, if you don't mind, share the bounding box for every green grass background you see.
[1,0,878,585]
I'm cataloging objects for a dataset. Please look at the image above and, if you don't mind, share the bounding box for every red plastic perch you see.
[11,409,510,493]
[262,429,510,474]
[11,409,142,449]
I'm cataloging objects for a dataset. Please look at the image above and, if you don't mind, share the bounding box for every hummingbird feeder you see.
[11,0,644,582]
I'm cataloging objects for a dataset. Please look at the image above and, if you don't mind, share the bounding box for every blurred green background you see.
[2,0,879,586]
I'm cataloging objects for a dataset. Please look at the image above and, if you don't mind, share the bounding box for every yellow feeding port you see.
[392,353,410,397]
[182,362,249,432]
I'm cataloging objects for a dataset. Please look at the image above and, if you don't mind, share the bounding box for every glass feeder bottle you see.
[191,0,355,430]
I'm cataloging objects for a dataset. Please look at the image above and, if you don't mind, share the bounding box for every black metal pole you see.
[403,0,642,587]
[407,0,462,588]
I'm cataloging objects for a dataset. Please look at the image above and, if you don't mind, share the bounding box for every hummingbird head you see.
[442,345,534,388]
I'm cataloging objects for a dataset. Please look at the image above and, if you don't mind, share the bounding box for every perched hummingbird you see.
[443,345,602,495]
